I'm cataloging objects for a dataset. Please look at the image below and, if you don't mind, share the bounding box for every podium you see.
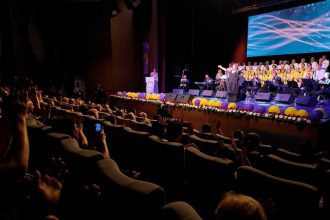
[146,77,155,93]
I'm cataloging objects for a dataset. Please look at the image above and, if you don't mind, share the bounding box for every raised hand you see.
[35,170,63,206]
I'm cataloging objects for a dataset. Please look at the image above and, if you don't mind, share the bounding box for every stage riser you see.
[109,96,327,151]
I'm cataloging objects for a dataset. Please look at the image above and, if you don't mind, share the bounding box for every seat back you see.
[160,201,202,220]
[236,166,319,220]
[189,135,219,156]
[145,136,185,196]
[275,148,305,163]
[102,121,125,165]
[129,120,152,132]
[95,158,166,220]
[262,154,319,186]
[184,146,235,219]
[215,134,231,144]
[121,127,150,170]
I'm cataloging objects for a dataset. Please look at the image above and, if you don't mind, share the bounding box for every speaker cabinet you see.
[255,92,272,102]
[275,94,295,104]
[172,89,184,95]
[188,89,200,96]
[227,94,237,102]
[175,94,194,103]
[201,90,214,97]
[295,96,317,107]
[215,91,227,98]
[164,93,177,102]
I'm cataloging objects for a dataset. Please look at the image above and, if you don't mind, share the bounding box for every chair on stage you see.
[242,81,259,99]
[300,79,317,96]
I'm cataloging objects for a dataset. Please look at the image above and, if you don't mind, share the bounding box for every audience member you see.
[165,119,183,142]
[215,192,267,220]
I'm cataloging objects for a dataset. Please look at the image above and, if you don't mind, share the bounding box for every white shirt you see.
[291,63,299,69]
[269,64,277,70]
[313,69,326,81]
[311,61,318,70]
[299,63,307,70]
[322,59,329,70]
[252,65,258,71]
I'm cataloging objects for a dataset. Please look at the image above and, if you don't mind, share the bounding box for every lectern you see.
[145,77,155,93]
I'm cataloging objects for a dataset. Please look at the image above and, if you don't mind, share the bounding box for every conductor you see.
[219,63,240,102]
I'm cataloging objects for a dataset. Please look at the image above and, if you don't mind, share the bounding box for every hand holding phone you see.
[95,123,101,133]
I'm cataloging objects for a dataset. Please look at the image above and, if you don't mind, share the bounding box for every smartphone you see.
[95,123,102,133]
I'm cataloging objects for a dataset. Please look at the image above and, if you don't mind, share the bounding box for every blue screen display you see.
[247,0,330,57]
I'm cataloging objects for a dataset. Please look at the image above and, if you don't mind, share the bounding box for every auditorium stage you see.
[109,95,330,152]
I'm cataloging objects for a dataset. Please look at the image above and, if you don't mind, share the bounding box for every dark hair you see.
[166,120,183,142]
[151,121,166,139]
[201,123,212,133]
[233,129,245,148]
[153,114,162,121]
[49,117,77,137]
[243,132,260,152]
[215,192,267,220]
[106,115,116,125]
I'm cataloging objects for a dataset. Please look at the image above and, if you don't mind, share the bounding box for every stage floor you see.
[198,96,330,122]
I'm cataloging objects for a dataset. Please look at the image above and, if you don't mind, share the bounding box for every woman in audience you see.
[137,112,152,126]
[88,108,100,119]
[165,119,183,142]
[215,192,267,220]
[126,112,136,121]
[227,132,260,166]
[233,129,245,149]
[103,104,112,114]
[115,109,125,118]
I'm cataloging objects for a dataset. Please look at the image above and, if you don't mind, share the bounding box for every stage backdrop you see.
[247,0,330,57]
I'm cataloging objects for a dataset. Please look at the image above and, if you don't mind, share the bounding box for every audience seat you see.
[27,122,52,170]
[193,129,217,141]
[322,170,330,214]
[261,154,319,186]
[274,148,306,163]
[236,166,320,220]
[184,146,235,219]
[257,144,273,155]
[144,135,185,199]
[95,158,166,220]
[215,134,231,144]
[318,157,330,171]
[188,135,219,156]
[128,119,152,132]
[102,121,125,164]
[35,132,71,170]
[121,127,150,171]
[160,201,202,220]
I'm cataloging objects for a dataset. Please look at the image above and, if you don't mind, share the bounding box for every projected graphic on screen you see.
[247,0,330,57]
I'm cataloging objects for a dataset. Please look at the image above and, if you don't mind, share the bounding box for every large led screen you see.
[247,0,330,57]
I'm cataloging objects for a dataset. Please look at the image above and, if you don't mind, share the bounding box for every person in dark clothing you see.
[157,103,172,118]
[94,84,107,104]
[226,63,240,102]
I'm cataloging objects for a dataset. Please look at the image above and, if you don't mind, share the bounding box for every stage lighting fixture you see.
[124,0,140,9]
[110,0,120,17]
